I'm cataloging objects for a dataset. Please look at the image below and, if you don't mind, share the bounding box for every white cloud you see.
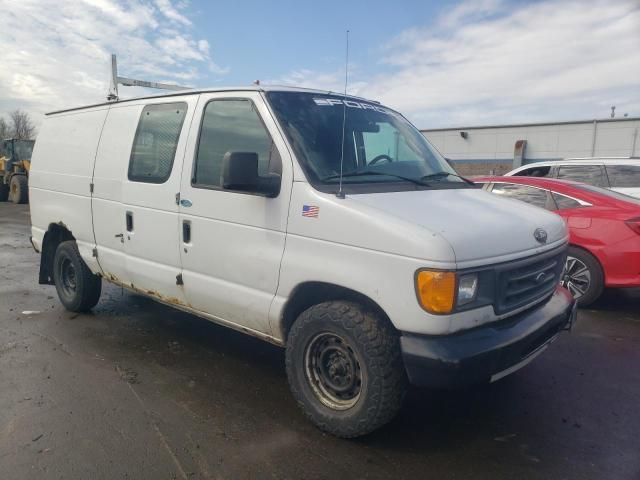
[155,0,191,25]
[197,39,210,55]
[379,0,640,126]
[277,0,640,128]
[0,0,226,124]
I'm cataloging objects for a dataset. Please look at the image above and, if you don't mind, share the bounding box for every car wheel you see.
[53,240,102,312]
[285,301,407,438]
[561,246,604,307]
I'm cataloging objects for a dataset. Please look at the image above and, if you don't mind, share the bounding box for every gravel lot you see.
[1,202,639,480]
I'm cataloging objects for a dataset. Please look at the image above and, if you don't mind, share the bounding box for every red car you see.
[474,176,640,306]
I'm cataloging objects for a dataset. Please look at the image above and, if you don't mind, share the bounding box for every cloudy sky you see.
[0,0,638,129]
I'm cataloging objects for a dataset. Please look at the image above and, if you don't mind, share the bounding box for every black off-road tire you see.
[53,241,102,312]
[285,301,407,438]
[563,246,604,307]
[0,180,8,202]
[9,175,28,204]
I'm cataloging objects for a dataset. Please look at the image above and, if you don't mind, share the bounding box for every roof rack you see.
[107,54,190,102]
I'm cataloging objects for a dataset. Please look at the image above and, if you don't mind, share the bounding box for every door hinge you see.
[176,273,184,286]
[90,183,94,193]
[92,247,98,258]
[175,192,180,205]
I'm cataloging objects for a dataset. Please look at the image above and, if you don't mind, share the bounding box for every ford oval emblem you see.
[534,228,548,244]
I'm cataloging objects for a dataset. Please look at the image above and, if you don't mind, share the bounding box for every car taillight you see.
[625,217,640,234]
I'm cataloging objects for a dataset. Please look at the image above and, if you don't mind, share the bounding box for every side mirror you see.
[221,152,280,197]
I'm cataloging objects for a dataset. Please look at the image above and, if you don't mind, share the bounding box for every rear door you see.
[555,164,607,187]
[604,164,640,198]
[177,92,292,335]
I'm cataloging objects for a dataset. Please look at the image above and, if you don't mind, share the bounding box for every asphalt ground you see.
[1,202,639,480]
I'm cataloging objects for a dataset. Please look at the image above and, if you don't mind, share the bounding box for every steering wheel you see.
[369,154,393,165]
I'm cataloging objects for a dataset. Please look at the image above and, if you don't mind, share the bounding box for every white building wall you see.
[422,117,640,175]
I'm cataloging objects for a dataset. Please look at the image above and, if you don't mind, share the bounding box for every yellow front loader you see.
[0,138,34,204]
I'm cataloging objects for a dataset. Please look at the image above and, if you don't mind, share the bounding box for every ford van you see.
[29,86,577,437]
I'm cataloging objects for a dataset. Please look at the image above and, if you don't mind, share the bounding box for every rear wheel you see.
[561,246,604,307]
[285,301,407,438]
[53,241,102,312]
[9,175,28,204]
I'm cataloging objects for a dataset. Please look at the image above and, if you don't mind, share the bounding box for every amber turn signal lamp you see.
[415,270,456,314]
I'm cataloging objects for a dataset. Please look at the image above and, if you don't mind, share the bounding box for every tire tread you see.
[53,241,101,312]
[285,301,406,438]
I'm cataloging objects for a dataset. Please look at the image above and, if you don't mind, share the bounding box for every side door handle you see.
[182,220,191,244]
[126,211,134,232]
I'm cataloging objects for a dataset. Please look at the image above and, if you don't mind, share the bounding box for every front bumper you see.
[400,286,577,388]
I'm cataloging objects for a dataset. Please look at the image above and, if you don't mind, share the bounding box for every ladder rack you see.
[107,54,190,101]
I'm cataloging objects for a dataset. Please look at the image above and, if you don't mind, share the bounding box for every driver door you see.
[177,92,292,335]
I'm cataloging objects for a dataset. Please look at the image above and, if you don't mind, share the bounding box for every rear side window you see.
[552,192,583,210]
[556,165,606,187]
[514,166,551,177]
[128,103,187,183]
[491,183,551,209]
[192,99,281,188]
[605,164,640,188]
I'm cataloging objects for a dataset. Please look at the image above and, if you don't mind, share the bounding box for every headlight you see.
[457,274,478,306]
[415,270,456,314]
[415,271,479,313]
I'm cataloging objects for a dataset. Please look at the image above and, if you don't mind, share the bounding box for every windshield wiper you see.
[322,170,432,186]
[420,171,476,186]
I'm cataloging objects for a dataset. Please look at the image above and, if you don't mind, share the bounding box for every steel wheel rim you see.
[562,256,591,299]
[304,333,362,410]
[60,257,78,297]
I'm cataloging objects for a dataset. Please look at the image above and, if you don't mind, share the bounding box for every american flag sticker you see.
[302,205,320,218]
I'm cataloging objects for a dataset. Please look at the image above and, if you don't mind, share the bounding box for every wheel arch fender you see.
[277,281,396,344]
[568,243,606,281]
[39,223,75,285]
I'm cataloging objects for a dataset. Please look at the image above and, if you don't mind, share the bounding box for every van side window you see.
[193,99,281,188]
[128,103,187,183]
[556,165,606,187]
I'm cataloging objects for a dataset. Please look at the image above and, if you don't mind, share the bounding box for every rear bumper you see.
[400,286,576,388]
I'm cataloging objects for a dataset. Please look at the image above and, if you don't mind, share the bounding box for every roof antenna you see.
[336,29,350,199]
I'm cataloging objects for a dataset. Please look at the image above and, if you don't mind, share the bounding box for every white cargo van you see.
[29,86,576,437]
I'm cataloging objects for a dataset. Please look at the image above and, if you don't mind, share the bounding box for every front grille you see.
[495,248,566,315]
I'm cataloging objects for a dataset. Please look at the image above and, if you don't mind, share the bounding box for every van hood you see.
[348,188,567,267]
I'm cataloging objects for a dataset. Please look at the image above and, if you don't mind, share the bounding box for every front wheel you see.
[561,246,604,307]
[53,241,102,312]
[285,301,407,438]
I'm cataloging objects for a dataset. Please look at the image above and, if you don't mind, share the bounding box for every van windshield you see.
[266,92,465,193]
